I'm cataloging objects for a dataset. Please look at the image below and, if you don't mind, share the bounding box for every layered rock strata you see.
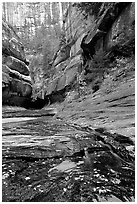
[2,20,32,107]
[36,3,135,102]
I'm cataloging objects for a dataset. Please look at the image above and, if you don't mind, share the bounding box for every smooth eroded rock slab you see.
[5,56,30,76]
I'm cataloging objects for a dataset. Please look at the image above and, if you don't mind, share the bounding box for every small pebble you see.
[25,177,30,180]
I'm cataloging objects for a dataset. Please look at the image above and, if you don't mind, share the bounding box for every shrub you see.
[73,2,102,18]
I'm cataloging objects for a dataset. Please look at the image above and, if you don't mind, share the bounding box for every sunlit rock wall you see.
[36,3,135,103]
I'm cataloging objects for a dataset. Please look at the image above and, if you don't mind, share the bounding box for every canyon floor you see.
[2,58,135,202]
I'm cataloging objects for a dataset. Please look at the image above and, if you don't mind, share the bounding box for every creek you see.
[2,106,135,202]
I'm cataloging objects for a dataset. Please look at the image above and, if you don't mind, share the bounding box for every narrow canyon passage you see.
[2,2,135,202]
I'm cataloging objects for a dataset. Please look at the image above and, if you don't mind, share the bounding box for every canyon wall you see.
[39,2,134,102]
[2,21,32,107]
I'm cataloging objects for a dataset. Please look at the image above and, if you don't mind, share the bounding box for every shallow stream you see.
[2,107,135,202]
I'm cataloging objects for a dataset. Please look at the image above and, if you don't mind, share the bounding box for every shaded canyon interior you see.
[2,2,135,202]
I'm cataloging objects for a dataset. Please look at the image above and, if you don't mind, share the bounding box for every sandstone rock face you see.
[56,74,66,91]
[42,55,82,99]
[63,4,94,57]
[2,21,28,64]
[81,2,134,59]
[5,56,30,76]
[46,77,59,96]
[2,65,31,84]
[2,20,32,107]
[53,45,71,67]
[105,3,135,53]
[42,2,134,103]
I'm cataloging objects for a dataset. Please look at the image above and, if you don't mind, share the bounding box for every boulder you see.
[5,56,30,76]
[2,64,31,84]
[2,63,32,105]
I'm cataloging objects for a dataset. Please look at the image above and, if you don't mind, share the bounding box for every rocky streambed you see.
[2,106,135,202]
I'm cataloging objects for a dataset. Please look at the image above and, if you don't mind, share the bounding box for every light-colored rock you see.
[54,59,71,76]
[46,77,59,95]
[64,4,94,56]
[5,56,30,76]
[65,55,82,72]
[2,64,31,84]
[56,74,66,91]
[32,3,135,106]
[44,55,82,97]
[65,66,78,86]
[2,21,27,64]
[53,44,71,67]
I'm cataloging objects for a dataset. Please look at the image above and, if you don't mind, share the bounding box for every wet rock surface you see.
[2,107,135,202]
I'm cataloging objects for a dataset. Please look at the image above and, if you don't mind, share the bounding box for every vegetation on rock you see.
[73,2,102,18]
[2,2,135,202]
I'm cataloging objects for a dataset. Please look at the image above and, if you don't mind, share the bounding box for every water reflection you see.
[2,117,37,124]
